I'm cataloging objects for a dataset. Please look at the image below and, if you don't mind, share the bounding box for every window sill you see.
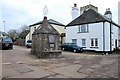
[90,47,98,48]
[78,32,89,33]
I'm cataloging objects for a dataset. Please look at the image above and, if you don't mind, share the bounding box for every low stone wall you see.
[31,50,62,58]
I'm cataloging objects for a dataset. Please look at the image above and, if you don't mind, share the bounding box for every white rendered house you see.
[26,19,65,45]
[66,8,120,53]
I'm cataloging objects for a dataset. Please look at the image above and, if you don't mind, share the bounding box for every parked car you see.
[60,43,83,53]
[0,37,13,50]
[26,40,32,48]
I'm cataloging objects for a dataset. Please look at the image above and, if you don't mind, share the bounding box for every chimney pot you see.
[44,16,47,20]
[74,3,77,7]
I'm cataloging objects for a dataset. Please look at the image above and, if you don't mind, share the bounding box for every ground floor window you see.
[90,38,98,48]
[82,39,86,47]
[72,39,77,44]
[119,40,120,47]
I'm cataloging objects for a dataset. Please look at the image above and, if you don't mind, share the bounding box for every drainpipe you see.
[110,22,112,53]
[103,22,105,52]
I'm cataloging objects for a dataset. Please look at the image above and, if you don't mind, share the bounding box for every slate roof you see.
[33,17,60,35]
[30,19,65,27]
[66,9,120,27]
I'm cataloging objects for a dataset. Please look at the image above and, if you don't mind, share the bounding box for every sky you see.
[0,0,120,32]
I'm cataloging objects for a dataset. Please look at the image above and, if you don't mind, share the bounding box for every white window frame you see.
[82,39,86,47]
[90,38,98,48]
[72,39,77,44]
[78,24,88,33]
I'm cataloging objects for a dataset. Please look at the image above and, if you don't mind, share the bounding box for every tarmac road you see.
[2,45,119,79]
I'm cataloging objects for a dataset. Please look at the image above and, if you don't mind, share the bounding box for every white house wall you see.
[25,33,30,45]
[66,22,103,51]
[26,24,40,43]
[105,22,119,51]
[104,22,110,51]
[66,26,78,43]
[112,24,119,49]
[51,24,65,34]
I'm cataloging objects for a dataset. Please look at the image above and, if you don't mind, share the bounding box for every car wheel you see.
[62,48,65,51]
[11,47,13,49]
[73,49,77,53]
[80,49,83,52]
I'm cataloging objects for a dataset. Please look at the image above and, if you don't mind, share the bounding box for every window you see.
[91,39,94,47]
[72,39,77,44]
[78,24,88,33]
[82,39,86,46]
[95,39,98,47]
[90,38,98,48]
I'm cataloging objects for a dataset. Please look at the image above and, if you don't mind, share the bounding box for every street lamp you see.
[3,21,6,32]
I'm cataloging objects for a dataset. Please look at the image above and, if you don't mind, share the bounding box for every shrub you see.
[113,48,120,54]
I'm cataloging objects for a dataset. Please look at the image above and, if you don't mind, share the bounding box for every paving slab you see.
[15,67,34,73]
[2,67,21,78]
[87,72,112,78]
[47,74,69,78]
[8,66,55,78]
[78,66,97,74]
[47,64,88,78]
[95,62,118,78]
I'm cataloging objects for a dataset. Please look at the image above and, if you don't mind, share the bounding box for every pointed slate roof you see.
[66,9,120,27]
[33,17,60,35]
[30,19,65,27]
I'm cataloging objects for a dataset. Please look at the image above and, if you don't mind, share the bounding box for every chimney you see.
[74,3,77,7]
[71,3,79,20]
[44,16,47,20]
[104,8,112,20]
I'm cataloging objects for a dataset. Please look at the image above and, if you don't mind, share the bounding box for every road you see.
[2,45,119,79]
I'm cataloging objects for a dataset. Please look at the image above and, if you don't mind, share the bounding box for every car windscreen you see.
[27,40,32,43]
[2,38,12,43]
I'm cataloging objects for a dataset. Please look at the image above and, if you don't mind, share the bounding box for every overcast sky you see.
[0,0,119,32]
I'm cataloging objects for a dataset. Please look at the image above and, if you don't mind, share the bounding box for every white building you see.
[66,8,120,53]
[26,19,65,45]
[71,3,79,20]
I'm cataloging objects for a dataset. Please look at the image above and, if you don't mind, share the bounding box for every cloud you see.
[0,0,119,32]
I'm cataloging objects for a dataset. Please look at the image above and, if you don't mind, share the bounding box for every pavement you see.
[1,45,119,79]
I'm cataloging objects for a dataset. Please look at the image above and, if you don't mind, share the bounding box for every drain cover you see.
[15,67,34,73]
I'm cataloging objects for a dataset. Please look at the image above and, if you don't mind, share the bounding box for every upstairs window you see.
[78,24,88,33]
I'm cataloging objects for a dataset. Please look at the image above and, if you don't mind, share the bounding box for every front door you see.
[115,39,117,49]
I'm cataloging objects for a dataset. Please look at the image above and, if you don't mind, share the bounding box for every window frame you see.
[90,38,98,48]
[78,24,89,33]
[72,39,77,44]
[82,39,86,47]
